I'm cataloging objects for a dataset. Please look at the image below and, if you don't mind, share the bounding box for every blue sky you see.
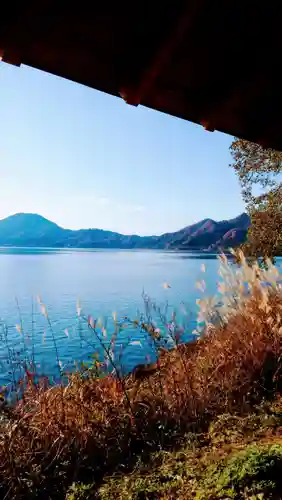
[0,62,244,235]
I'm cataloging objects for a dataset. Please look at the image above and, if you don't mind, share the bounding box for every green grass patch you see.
[197,443,282,499]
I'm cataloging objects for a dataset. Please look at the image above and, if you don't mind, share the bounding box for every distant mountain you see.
[0,213,250,251]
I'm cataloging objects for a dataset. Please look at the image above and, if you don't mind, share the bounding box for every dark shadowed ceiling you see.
[0,1,281,150]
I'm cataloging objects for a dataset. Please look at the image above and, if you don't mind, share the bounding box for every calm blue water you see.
[0,248,221,387]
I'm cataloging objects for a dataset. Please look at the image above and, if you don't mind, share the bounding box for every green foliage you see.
[98,446,195,500]
[208,404,282,447]
[197,444,282,499]
[99,437,282,499]
[66,482,95,500]
[230,139,282,204]
[230,138,282,260]
[78,352,105,379]
[99,473,183,499]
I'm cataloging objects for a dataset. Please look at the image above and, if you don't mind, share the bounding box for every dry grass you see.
[1,252,282,498]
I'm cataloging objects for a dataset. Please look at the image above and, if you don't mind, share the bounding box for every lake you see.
[0,248,222,388]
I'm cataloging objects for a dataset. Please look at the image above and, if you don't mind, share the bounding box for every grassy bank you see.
[1,252,282,499]
[96,401,282,499]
